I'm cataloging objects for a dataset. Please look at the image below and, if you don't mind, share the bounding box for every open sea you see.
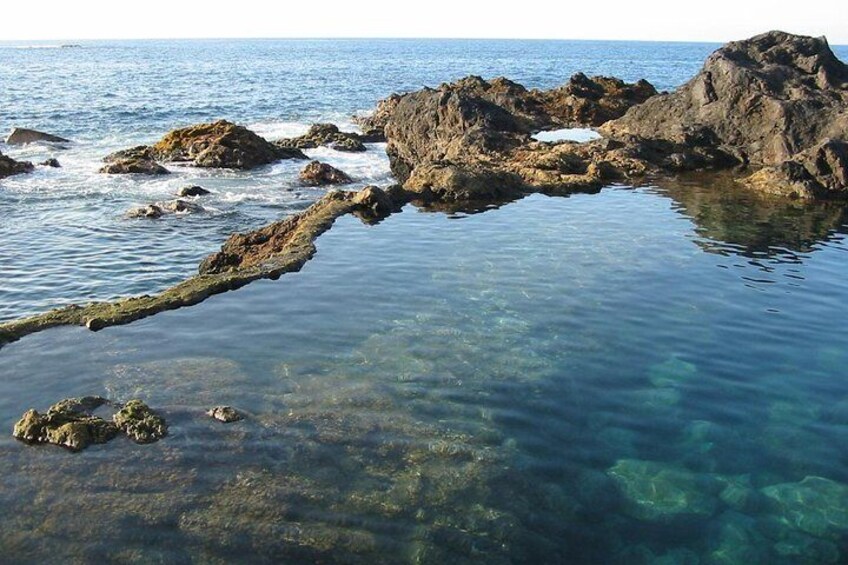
[2,39,848,563]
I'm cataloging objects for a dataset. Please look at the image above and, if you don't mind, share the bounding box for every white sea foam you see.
[532,128,602,143]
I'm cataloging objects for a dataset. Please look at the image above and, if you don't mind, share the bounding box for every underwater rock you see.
[607,459,720,521]
[299,160,353,186]
[0,151,34,179]
[12,396,118,452]
[275,123,367,152]
[39,158,61,167]
[648,355,697,388]
[152,120,306,169]
[177,185,210,197]
[5,127,70,145]
[113,400,168,444]
[207,406,243,423]
[761,476,848,539]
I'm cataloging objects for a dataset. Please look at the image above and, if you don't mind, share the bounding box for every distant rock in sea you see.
[5,127,70,145]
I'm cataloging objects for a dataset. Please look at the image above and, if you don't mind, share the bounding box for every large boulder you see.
[603,31,848,196]
[5,127,70,145]
[0,151,34,179]
[152,120,306,169]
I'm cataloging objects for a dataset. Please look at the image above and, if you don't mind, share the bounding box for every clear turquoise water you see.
[9,38,848,322]
[1,180,848,562]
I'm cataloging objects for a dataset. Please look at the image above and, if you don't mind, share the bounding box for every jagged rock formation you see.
[102,121,308,173]
[5,128,70,145]
[0,151,34,179]
[602,31,848,198]
[275,123,367,152]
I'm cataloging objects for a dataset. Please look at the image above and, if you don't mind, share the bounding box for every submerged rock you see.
[648,355,697,388]
[207,406,243,423]
[299,160,353,186]
[5,127,70,145]
[607,459,720,521]
[152,120,306,169]
[275,123,367,152]
[762,476,848,539]
[12,396,118,452]
[113,400,168,444]
[177,185,211,197]
[0,151,34,179]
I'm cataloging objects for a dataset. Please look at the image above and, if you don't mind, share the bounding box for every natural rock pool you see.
[1,181,848,563]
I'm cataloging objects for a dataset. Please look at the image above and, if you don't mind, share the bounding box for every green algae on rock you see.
[113,400,168,444]
[607,459,720,521]
[762,476,848,539]
[647,356,697,388]
[12,396,118,452]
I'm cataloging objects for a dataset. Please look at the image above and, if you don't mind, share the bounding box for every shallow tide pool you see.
[1,181,848,563]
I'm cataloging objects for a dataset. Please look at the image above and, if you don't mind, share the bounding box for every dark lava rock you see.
[177,185,211,197]
[0,151,34,179]
[603,30,848,197]
[275,123,367,153]
[12,396,118,452]
[207,406,243,423]
[113,400,168,444]
[39,158,61,167]
[152,120,306,169]
[5,127,70,145]
[299,160,353,186]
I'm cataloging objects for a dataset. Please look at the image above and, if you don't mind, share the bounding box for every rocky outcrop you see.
[603,31,848,198]
[354,93,403,142]
[5,128,70,145]
[152,120,307,169]
[275,123,367,152]
[299,160,353,186]
[0,151,34,179]
[101,146,170,175]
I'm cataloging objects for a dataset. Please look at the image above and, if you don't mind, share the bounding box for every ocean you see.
[2,39,848,563]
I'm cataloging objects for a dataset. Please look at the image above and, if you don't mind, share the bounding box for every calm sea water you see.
[2,39,848,563]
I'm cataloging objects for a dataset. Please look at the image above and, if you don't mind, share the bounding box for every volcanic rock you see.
[275,123,367,152]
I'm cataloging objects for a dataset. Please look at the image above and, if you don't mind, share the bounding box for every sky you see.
[1,0,847,44]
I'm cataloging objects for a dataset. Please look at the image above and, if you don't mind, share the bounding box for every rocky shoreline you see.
[1,30,847,347]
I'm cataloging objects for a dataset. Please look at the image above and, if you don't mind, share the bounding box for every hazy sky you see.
[2,0,847,43]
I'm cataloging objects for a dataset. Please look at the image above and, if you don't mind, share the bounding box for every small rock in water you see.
[113,400,168,444]
[299,160,353,186]
[177,185,211,197]
[39,158,61,167]
[207,406,243,423]
[12,396,118,452]
[6,127,70,145]
[126,199,204,219]
[126,204,165,219]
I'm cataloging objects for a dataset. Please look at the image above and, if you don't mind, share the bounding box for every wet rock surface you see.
[207,406,243,423]
[176,185,210,197]
[126,199,205,219]
[12,397,118,452]
[39,158,61,168]
[275,123,367,152]
[5,127,70,145]
[100,145,170,175]
[0,151,34,179]
[299,160,353,186]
